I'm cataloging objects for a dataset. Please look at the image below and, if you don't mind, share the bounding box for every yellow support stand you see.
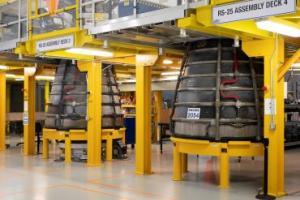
[243,37,285,197]
[171,137,264,188]
[135,54,158,175]
[42,128,126,162]
[23,74,36,155]
[0,72,6,151]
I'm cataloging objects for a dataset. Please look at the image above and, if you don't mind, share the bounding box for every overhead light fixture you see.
[15,78,24,81]
[291,63,300,68]
[290,68,300,71]
[163,59,173,65]
[24,65,37,76]
[161,71,180,76]
[6,74,16,78]
[233,35,240,48]
[35,75,55,81]
[118,79,136,83]
[180,28,188,38]
[158,47,164,56]
[0,65,9,70]
[159,75,178,81]
[103,40,109,49]
[256,17,300,37]
[66,48,113,57]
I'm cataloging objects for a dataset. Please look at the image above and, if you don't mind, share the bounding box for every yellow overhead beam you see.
[0,0,14,5]
[178,14,240,40]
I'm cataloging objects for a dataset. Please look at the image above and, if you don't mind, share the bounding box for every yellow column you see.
[23,75,36,155]
[243,37,285,197]
[154,91,162,142]
[44,81,50,112]
[0,72,6,151]
[135,54,157,175]
[79,61,102,167]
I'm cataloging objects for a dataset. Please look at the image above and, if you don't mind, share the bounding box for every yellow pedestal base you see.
[171,137,263,188]
[42,128,126,164]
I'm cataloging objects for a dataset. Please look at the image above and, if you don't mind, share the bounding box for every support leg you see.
[0,72,6,151]
[121,129,126,144]
[173,144,182,181]
[182,153,188,173]
[154,91,162,142]
[160,125,163,154]
[64,136,71,163]
[42,137,49,159]
[44,81,50,112]
[219,150,229,189]
[106,135,113,161]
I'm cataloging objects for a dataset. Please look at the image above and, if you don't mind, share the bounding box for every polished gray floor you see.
[0,142,300,200]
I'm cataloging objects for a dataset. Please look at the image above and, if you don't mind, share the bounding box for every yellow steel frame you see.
[243,38,285,197]
[42,128,126,163]
[23,74,36,155]
[171,137,264,188]
[14,0,183,59]
[0,72,6,151]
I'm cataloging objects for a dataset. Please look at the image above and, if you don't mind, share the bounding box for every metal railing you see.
[0,0,27,51]
[0,0,208,51]
[81,0,208,34]
[28,0,78,36]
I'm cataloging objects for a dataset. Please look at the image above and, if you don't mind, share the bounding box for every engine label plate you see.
[187,108,201,120]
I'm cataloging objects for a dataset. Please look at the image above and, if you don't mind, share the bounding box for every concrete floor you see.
[0,142,300,200]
